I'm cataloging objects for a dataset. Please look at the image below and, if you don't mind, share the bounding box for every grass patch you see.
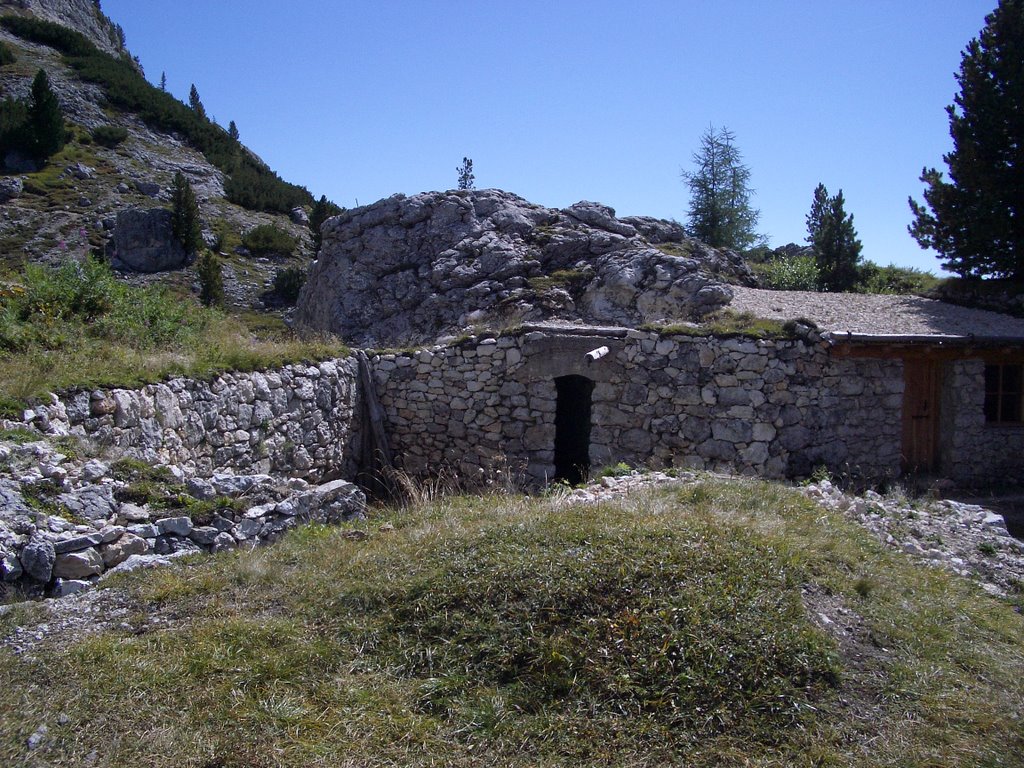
[644,310,803,340]
[0,258,348,412]
[0,479,1021,766]
[527,268,591,292]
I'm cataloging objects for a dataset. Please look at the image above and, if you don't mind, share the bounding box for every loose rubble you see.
[0,430,365,603]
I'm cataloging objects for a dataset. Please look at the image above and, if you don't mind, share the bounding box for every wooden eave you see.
[824,332,1024,362]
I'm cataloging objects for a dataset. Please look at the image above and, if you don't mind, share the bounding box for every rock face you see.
[106,208,190,273]
[296,190,754,345]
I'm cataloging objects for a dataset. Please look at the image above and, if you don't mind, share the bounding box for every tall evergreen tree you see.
[170,171,202,256]
[159,71,166,92]
[681,126,764,250]
[188,84,207,121]
[806,183,862,292]
[26,69,65,161]
[197,250,223,307]
[456,157,475,190]
[908,0,1024,279]
[228,120,239,141]
[309,194,342,252]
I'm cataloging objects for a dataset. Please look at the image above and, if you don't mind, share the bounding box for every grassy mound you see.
[1,479,1021,766]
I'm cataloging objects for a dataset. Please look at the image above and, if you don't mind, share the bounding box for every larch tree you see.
[681,125,764,250]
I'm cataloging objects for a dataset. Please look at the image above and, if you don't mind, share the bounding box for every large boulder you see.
[106,208,191,273]
[295,189,754,346]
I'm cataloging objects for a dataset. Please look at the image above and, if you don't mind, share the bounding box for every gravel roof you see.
[728,286,1024,341]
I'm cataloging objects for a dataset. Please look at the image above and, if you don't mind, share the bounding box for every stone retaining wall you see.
[24,359,361,480]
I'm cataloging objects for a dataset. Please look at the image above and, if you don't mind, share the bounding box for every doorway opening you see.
[554,374,594,485]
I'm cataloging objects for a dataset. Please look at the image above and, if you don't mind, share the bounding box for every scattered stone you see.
[106,207,190,273]
[53,548,104,579]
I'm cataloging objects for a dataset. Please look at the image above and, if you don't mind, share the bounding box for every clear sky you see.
[102,0,995,274]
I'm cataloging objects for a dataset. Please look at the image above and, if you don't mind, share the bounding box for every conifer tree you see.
[908,0,1024,279]
[681,126,764,250]
[309,194,342,252]
[170,171,202,256]
[228,120,239,141]
[456,157,475,190]
[159,71,166,91]
[26,69,65,162]
[806,183,862,292]
[188,84,207,121]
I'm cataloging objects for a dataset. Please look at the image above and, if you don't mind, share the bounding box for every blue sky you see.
[103,0,995,274]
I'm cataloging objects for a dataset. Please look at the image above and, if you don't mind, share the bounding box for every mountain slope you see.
[0,1,318,309]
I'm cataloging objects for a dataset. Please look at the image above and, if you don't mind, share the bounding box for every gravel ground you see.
[728,285,1024,338]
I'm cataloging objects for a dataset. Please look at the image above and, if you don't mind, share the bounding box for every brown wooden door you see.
[902,360,940,474]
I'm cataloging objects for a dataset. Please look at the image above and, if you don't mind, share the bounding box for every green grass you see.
[0,258,348,414]
[527,268,591,292]
[644,310,803,340]
[1,479,1021,766]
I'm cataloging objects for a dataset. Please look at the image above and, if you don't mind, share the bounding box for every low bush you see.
[759,253,820,290]
[91,124,128,148]
[242,224,296,256]
[272,265,305,305]
[0,40,16,66]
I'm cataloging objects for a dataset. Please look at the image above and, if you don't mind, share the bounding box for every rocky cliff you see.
[295,190,755,345]
[0,0,127,57]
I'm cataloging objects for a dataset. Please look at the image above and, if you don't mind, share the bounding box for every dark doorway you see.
[554,375,594,485]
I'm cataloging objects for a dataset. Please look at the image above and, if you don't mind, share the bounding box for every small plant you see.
[241,224,296,257]
[853,575,875,598]
[91,124,128,148]
[978,540,998,556]
[597,461,633,479]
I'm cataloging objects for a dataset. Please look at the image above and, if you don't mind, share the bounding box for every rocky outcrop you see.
[106,207,190,273]
[296,190,754,346]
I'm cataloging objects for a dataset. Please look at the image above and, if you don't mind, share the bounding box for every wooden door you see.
[902,360,940,474]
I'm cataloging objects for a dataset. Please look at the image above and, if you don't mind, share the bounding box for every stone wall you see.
[24,359,362,480]
[371,327,905,486]
[940,359,1024,486]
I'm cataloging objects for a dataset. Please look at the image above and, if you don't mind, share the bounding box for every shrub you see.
[197,251,224,307]
[855,262,939,295]
[760,254,820,291]
[242,224,296,256]
[0,40,16,66]
[272,266,305,305]
[91,124,128,148]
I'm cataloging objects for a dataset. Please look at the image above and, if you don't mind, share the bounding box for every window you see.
[984,364,1023,423]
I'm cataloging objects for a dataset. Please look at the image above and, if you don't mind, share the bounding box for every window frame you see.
[984,363,1024,425]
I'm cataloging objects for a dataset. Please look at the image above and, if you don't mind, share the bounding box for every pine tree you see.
[26,69,65,162]
[170,171,202,256]
[159,71,166,92]
[681,126,764,250]
[456,157,475,190]
[228,120,239,141]
[806,183,862,292]
[309,194,342,252]
[908,0,1024,279]
[188,84,207,121]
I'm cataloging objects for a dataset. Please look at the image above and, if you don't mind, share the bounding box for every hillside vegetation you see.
[1,478,1021,766]
[0,15,312,213]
